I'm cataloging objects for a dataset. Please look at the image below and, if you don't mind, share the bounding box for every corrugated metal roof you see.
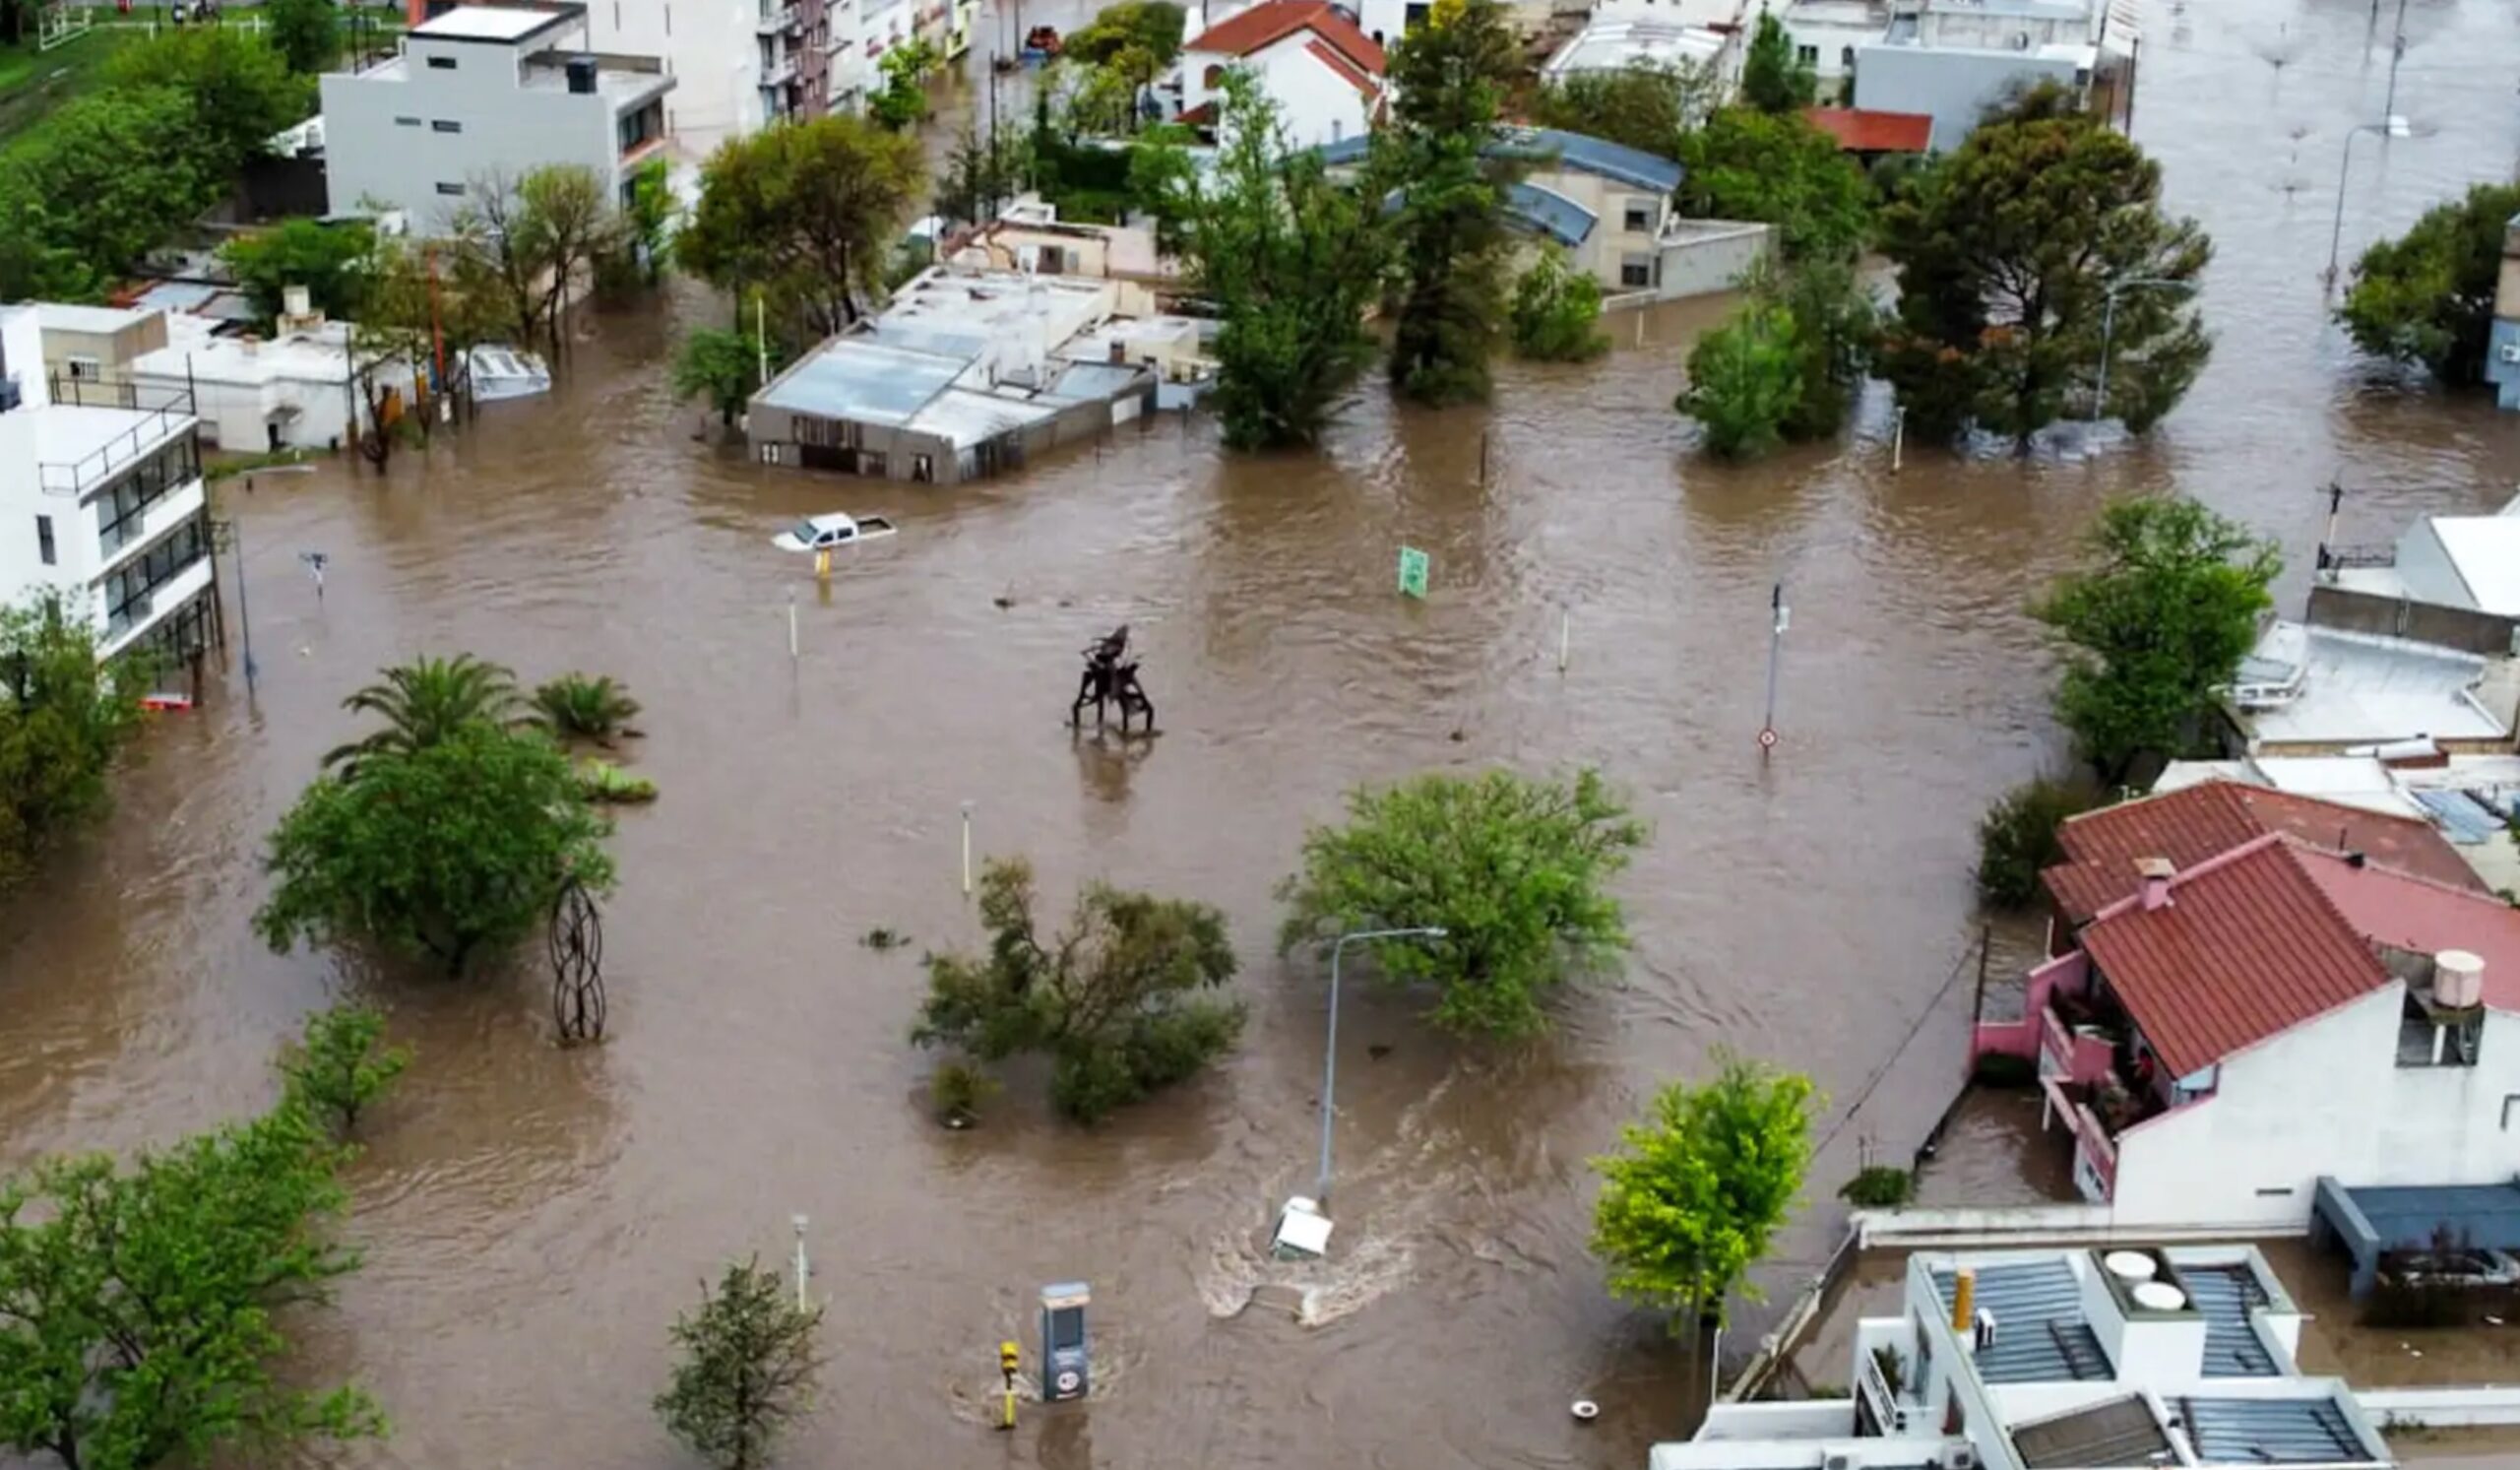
[1503,181,1596,247]
[1803,106,1933,153]
[1931,1259,2111,1384]
[2176,1396,2369,1464]
[2078,836,2391,1077]
[1310,125,1683,194]
[2046,778,2485,924]
[2178,1264,2277,1376]
[2010,1395,2171,1468]
[2411,788,2503,844]
[757,338,965,424]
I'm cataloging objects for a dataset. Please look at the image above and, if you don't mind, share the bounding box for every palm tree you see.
[532,672,644,747]
[322,654,528,772]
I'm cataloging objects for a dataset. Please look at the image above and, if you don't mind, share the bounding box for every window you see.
[426,53,457,69]
[34,515,55,567]
[395,115,421,127]
[912,453,933,482]
[96,435,202,555]
[1623,200,1654,232]
[66,356,100,382]
[103,514,210,637]
[1796,43,1818,64]
[432,119,463,133]
[1203,63,1224,87]
[1841,44,1856,67]
[861,450,888,478]
[1619,252,1653,288]
[436,181,466,196]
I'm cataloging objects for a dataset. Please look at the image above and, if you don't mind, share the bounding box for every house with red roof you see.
[1974,780,2520,1231]
[1173,0,1387,150]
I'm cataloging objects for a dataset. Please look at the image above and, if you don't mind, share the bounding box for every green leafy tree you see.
[219,217,376,328]
[105,27,311,176]
[936,122,1030,228]
[672,327,766,427]
[1124,124,1198,255]
[680,112,925,340]
[1065,1,1185,72]
[1739,8,1816,114]
[321,652,526,771]
[2033,499,2279,785]
[1279,769,1646,1039]
[656,1258,825,1470]
[1509,246,1609,361]
[1977,777,2095,910]
[1678,299,1801,460]
[1528,60,1709,160]
[279,1002,411,1136]
[5,86,212,294]
[1379,0,1519,405]
[533,672,644,746]
[0,594,146,894]
[1590,1052,1819,1329]
[2338,181,2520,386]
[621,158,677,284]
[1877,84,2210,446]
[914,858,1244,1122]
[459,164,624,361]
[265,0,343,73]
[1182,73,1386,449]
[1674,106,1869,263]
[0,1104,385,1469]
[257,725,615,975]
[870,37,938,130]
[1768,258,1876,440]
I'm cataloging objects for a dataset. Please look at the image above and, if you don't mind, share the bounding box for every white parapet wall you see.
[1850,1204,2312,1249]
[2360,1386,2520,1428]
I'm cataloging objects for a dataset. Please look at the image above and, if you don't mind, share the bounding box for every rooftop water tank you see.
[2437,949,2487,1009]
[2131,1281,2187,1312]
[2104,1250,2158,1282]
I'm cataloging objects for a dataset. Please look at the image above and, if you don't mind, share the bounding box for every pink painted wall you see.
[1972,949,2092,1065]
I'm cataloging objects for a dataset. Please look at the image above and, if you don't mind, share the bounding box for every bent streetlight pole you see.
[2326,122,2397,294]
[1317,926,1446,1204]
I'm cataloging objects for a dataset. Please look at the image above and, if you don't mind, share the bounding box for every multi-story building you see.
[0,307,219,671]
[323,3,675,231]
[1660,1244,2396,1470]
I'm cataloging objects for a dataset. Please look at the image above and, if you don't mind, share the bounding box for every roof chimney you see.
[2136,857,2174,911]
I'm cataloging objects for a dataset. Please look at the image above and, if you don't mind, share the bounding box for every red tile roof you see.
[2078,835,2391,1077]
[2043,779,2484,924]
[2295,846,2520,1012]
[1176,100,1219,125]
[1803,107,1932,154]
[1305,36,1380,96]
[1186,0,1385,73]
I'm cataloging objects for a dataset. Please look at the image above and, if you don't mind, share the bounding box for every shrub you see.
[277,1002,410,1136]
[1838,1166,1915,1208]
[1976,778,2094,910]
[535,672,643,746]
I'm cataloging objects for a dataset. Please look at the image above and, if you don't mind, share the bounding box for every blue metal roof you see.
[1931,1259,2111,1384]
[756,337,964,424]
[1309,125,1683,193]
[1502,181,1596,247]
[2176,1264,2278,1377]
[2412,788,2503,843]
[2175,1396,2367,1464]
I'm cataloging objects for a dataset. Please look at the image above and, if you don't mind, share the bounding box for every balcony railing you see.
[36,383,199,500]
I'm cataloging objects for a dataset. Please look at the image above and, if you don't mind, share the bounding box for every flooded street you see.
[8,0,2520,1464]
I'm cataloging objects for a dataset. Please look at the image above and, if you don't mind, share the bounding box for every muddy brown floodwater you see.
[8,0,2520,1465]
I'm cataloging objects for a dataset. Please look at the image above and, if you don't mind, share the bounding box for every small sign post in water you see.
[297,550,328,603]
[1397,546,1429,600]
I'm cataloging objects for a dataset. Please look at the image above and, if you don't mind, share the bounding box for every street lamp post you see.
[1316,926,1446,1205]
[2092,276,2197,425]
[2325,118,2411,293]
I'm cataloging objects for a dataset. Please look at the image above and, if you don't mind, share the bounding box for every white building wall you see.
[1851,42,2077,150]
[1181,38,1372,149]
[2110,989,2520,1231]
[321,31,633,233]
[1780,3,1884,83]
[2394,522,2474,610]
[586,0,762,143]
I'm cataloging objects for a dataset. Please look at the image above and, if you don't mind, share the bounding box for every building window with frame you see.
[426,54,458,69]
[436,181,466,196]
[395,115,421,127]
[432,119,463,133]
[66,356,100,382]
[1619,252,1653,288]
[1623,200,1654,233]
[35,514,55,567]
[1796,43,1818,64]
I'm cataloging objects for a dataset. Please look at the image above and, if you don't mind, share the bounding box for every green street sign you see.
[1397,545,1429,600]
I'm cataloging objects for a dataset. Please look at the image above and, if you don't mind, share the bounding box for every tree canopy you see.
[2033,498,2278,785]
[2338,181,2520,387]
[0,594,146,895]
[1877,85,2211,446]
[656,1258,825,1470]
[1278,769,1647,1039]
[1527,61,1707,160]
[457,165,623,361]
[1678,299,1802,461]
[0,1102,386,1469]
[1182,74,1386,450]
[278,1002,411,1137]
[258,720,614,975]
[913,858,1244,1122]
[1674,106,1871,264]
[1739,10,1817,114]
[1509,246,1609,362]
[322,652,527,772]
[1379,0,1520,406]
[1065,1,1186,71]
[680,113,925,345]
[673,328,767,428]
[1591,1052,1819,1329]
[1977,778,2096,910]
[265,0,343,73]
[219,218,375,328]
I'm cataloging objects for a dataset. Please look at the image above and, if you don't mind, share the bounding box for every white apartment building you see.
[1176,0,1386,149]
[0,307,219,670]
[322,4,675,232]
[1661,1245,2394,1470]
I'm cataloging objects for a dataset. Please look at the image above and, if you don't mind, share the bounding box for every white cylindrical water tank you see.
[2437,949,2486,1009]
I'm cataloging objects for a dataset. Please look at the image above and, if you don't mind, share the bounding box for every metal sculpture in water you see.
[550,876,606,1044]
[1068,624,1156,735]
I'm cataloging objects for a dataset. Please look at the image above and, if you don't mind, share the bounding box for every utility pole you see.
[2381,0,2409,129]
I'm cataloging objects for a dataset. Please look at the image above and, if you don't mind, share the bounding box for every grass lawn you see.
[0,25,135,149]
